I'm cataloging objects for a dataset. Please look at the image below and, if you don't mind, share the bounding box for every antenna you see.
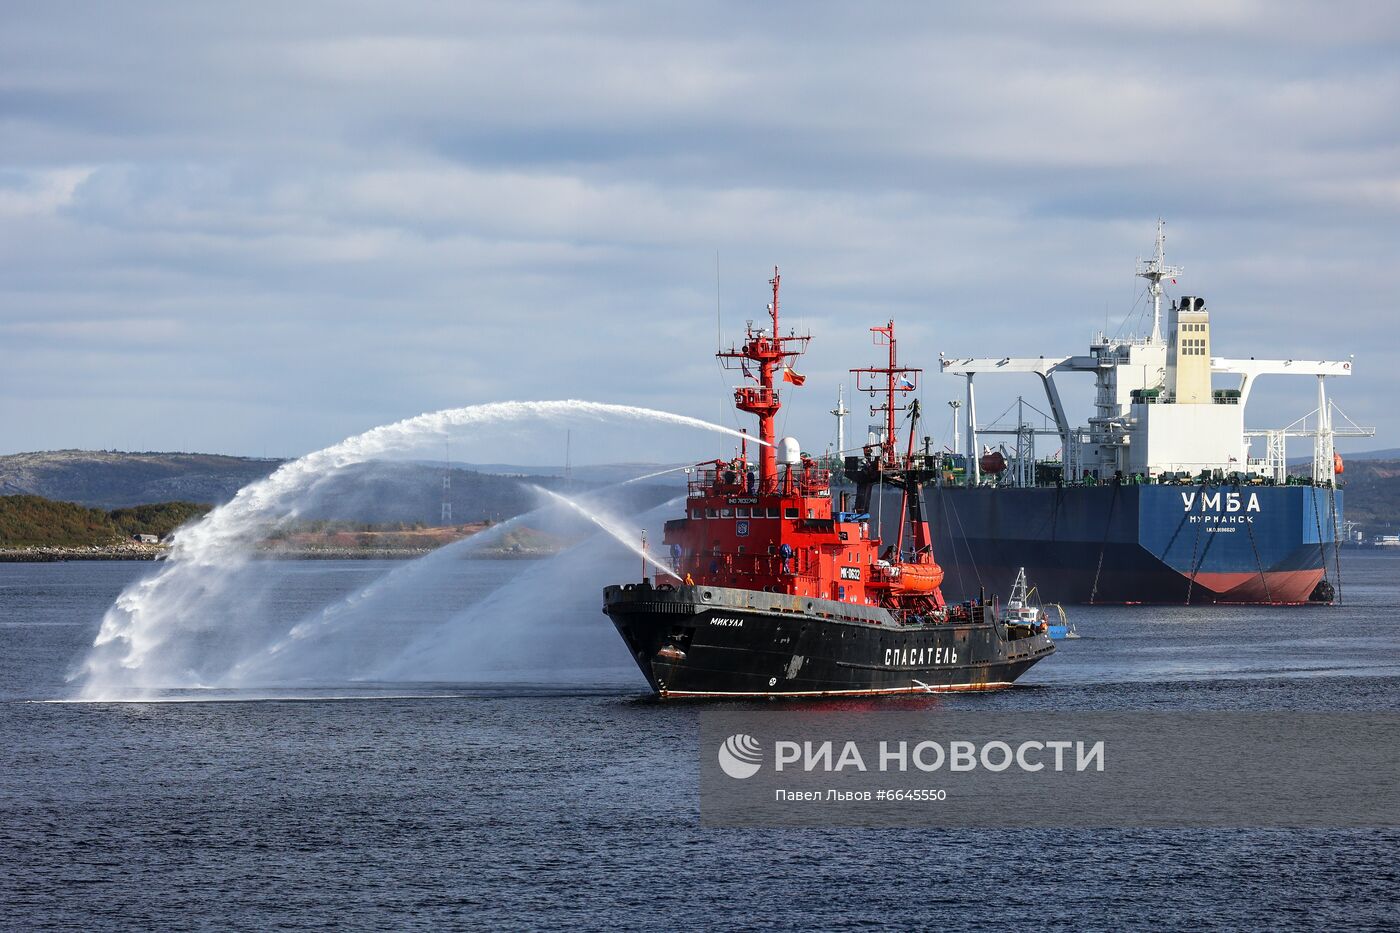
[831,385,849,456]
[1137,219,1184,344]
[564,429,572,489]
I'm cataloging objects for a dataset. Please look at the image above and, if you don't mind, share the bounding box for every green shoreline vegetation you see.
[0,495,210,548]
[0,494,567,560]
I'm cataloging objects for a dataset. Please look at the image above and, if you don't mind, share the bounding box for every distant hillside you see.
[1336,458,1400,531]
[1353,448,1400,461]
[1283,456,1400,533]
[454,462,688,487]
[1289,447,1400,466]
[0,495,211,547]
[0,450,281,509]
[0,450,676,527]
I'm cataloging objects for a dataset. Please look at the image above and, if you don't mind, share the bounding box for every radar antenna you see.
[1137,219,1184,344]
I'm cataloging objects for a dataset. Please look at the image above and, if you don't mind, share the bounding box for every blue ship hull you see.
[925,483,1341,604]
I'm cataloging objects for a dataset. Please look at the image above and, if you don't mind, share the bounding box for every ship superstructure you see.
[603,270,1053,697]
[934,223,1374,604]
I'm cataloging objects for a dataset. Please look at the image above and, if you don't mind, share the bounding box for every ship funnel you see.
[778,436,802,465]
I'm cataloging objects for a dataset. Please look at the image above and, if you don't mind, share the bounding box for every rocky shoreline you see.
[0,544,168,562]
[0,545,559,562]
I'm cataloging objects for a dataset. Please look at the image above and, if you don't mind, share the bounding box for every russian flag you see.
[897,376,916,390]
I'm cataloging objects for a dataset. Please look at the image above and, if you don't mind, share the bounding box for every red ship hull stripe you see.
[1186,568,1324,603]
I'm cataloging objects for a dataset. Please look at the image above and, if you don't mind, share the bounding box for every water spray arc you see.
[531,486,681,581]
[228,476,687,688]
[72,400,754,700]
[224,511,536,685]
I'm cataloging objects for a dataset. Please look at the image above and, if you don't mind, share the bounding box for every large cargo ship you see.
[603,271,1053,698]
[931,223,1369,604]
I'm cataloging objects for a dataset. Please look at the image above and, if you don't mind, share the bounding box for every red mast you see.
[665,273,943,611]
[851,321,930,558]
[850,321,920,466]
[716,268,810,491]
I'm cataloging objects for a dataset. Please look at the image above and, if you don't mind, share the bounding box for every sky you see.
[2,1,1397,465]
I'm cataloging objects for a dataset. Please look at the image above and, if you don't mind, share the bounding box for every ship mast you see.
[1137,219,1183,344]
[831,385,848,456]
[716,267,810,491]
[851,321,920,466]
[847,321,935,566]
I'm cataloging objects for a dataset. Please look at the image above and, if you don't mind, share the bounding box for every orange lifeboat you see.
[896,561,945,593]
[1334,452,1344,475]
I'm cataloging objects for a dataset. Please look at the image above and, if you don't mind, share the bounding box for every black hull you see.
[603,582,1054,699]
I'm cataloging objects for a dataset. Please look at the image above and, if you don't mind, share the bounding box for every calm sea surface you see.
[2,554,1398,930]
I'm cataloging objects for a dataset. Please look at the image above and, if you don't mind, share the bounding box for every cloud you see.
[0,1,1396,459]
[0,167,92,217]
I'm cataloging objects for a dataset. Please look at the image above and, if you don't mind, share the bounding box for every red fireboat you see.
[603,269,1054,698]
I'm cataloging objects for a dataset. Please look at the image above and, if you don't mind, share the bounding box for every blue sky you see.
[1,1,1396,464]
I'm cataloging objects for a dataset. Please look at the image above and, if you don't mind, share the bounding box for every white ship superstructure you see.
[940,222,1371,485]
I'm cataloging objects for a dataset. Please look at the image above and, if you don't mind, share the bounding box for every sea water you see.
[2,554,1397,929]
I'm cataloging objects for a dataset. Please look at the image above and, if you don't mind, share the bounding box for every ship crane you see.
[1244,401,1375,485]
[976,396,1064,487]
[940,353,1361,484]
[929,225,1364,605]
[941,222,1361,488]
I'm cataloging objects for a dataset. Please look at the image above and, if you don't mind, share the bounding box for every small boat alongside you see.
[1002,568,1078,640]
